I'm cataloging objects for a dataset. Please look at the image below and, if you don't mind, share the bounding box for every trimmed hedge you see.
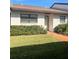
[54,24,68,35]
[10,25,47,36]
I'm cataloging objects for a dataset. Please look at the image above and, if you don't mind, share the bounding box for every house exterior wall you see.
[48,14,68,31]
[11,12,46,28]
[38,14,46,28]
[11,11,68,32]
[11,12,20,25]
[52,14,68,29]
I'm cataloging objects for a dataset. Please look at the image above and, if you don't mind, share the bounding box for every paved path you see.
[47,31,68,41]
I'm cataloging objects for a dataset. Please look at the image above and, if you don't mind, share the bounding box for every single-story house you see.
[10,3,68,31]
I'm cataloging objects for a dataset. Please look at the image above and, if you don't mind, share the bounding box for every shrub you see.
[10,25,47,36]
[54,24,68,35]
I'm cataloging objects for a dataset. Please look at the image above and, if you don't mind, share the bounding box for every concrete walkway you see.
[47,31,68,41]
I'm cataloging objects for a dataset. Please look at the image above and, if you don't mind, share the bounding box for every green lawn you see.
[10,34,59,48]
[10,34,68,59]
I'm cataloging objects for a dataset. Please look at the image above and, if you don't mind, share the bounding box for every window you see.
[60,16,66,23]
[21,14,37,23]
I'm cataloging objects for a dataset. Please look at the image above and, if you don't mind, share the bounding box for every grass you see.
[10,34,58,48]
[10,34,68,59]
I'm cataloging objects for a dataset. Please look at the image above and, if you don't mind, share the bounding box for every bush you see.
[54,24,68,35]
[10,25,47,36]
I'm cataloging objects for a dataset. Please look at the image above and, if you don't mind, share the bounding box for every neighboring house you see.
[10,3,68,32]
[50,3,68,11]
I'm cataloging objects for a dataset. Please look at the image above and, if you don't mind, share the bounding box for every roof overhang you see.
[10,5,68,14]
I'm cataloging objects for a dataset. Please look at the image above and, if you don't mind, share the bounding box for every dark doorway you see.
[45,16,49,31]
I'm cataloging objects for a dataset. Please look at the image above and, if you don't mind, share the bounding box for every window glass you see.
[21,14,37,23]
[60,16,66,23]
[30,14,37,19]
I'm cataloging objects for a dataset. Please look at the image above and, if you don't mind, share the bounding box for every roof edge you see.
[10,4,68,14]
[50,3,68,8]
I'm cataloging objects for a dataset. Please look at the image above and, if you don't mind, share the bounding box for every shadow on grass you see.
[10,41,68,59]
